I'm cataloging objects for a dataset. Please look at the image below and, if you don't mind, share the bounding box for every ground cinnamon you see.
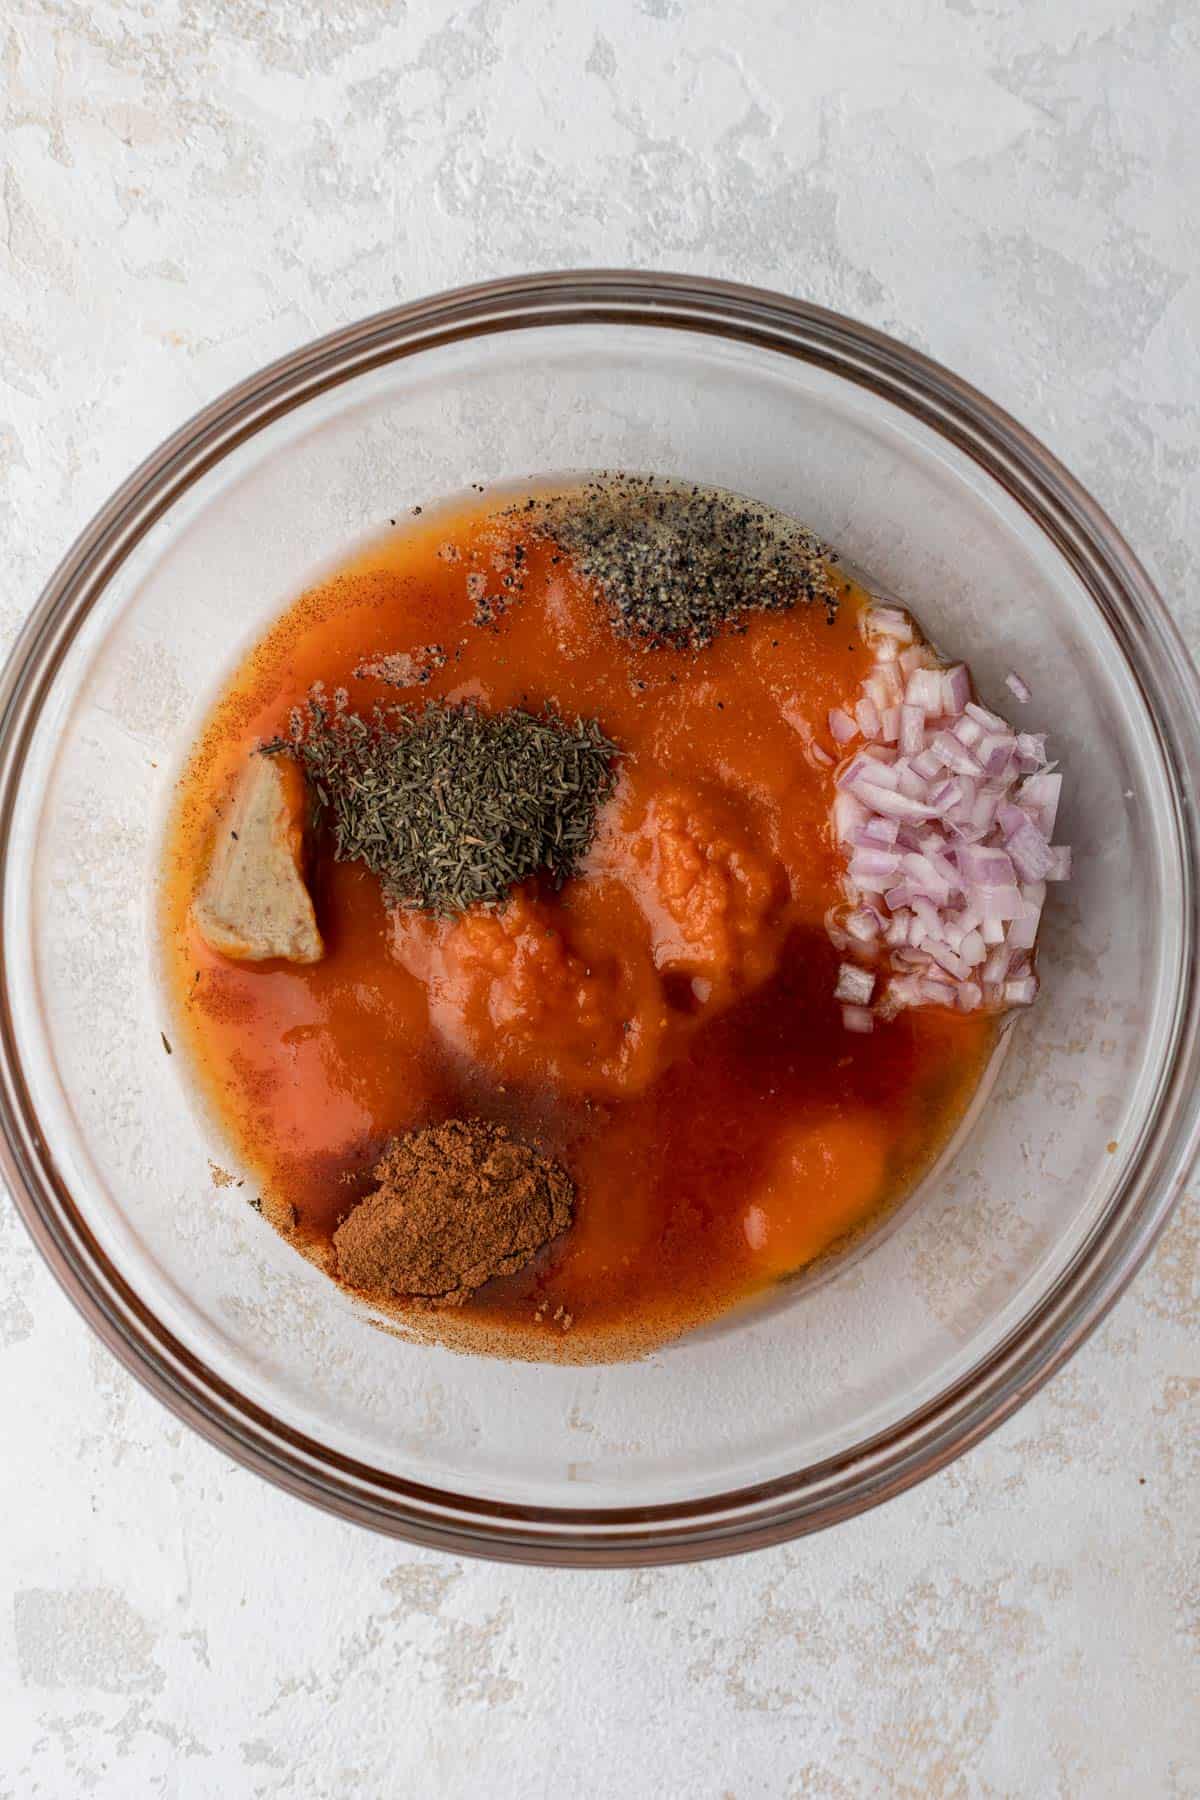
[332,1119,574,1307]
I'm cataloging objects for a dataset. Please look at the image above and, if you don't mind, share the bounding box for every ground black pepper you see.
[517,474,838,650]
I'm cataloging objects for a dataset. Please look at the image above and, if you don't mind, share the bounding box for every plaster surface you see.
[0,2,1196,1793]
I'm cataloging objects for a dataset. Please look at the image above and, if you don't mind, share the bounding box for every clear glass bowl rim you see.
[2,268,1198,1566]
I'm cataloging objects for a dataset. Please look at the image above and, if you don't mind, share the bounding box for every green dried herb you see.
[267,694,617,915]
[520,475,838,649]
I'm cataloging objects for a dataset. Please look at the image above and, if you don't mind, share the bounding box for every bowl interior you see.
[5,312,1185,1526]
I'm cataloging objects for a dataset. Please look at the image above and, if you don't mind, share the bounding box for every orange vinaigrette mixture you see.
[161,485,994,1359]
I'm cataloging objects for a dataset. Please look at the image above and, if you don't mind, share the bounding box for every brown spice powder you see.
[333,1119,574,1307]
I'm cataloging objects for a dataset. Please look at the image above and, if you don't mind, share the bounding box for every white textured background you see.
[2,2,1198,1794]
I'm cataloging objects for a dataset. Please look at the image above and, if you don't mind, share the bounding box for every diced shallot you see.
[865,606,915,642]
[905,668,944,712]
[1006,817,1056,882]
[851,817,900,849]
[977,733,1016,777]
[898,704,926,756]
[925,939,973,981]
[910,745,944,782]
[856,784,940,821]
[965,700,1008,733]
[844,908,881,944]
[1005,882,1045,951]
[825,602,1070,1030]
[931,731,984,777]
[835,963,876,1005]
[856,696,881,740]
[942,665,971,713]
[1019,771,1062,838]
[833,791,868,844]
[981,944,1011,985]
[838,752,896,790]
[865,665,903,709]
[850,848,901,882]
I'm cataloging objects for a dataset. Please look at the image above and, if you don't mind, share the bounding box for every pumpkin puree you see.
[161,489,994,1359]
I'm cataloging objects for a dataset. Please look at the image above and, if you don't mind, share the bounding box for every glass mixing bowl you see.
[3,272,1198,1565]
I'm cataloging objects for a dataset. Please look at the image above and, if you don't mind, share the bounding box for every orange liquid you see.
[161,488,993,1358]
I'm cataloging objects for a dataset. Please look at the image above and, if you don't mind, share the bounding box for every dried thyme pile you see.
[266,693,617,914]
[521,475,838,649]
